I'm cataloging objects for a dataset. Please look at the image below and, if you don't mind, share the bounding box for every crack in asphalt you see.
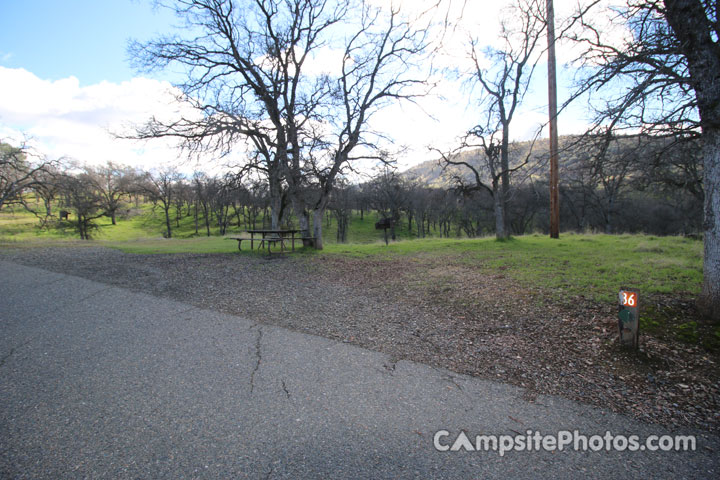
[441,373,475,412]
[0,348,17,369]
[446,374,464,392]
[281,379,290,399]
[40,276,66,287]
[250,326,263,394]
[0,337,34,369]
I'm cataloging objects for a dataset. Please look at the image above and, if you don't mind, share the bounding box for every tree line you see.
[0,146,279,240]
[0,128,705,242]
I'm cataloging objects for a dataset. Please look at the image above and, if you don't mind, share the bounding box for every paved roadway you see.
[1,260,718,479]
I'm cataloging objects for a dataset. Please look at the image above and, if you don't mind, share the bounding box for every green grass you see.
[478,233,703,303]
[103,236,242,254]
[0,203,399,244]
[324,233,702,302]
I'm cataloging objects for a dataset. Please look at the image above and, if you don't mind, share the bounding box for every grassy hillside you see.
[0,200,417,245]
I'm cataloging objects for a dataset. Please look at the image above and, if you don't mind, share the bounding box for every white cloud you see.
[0,67,204,171]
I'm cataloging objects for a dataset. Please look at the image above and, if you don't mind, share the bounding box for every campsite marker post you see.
[618,289,639,349]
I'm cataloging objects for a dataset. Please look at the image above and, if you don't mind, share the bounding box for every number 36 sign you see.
[618,289,639,348]
[620,291,637,307]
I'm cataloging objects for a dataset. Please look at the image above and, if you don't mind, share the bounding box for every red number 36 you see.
[621,291,637,307]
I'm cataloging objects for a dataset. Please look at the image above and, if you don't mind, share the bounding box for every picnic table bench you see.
[227,229,315,253]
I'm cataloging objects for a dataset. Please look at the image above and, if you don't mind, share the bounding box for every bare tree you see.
[366,167,409,241]
[22,164,65,229]
[207,175,234,235]
[439,0,545,239]
[328,179,353,243]
[562,131,645,233]
[84,162,133,225]
[136,167,182,238]
[571,0,720,317]
[192,172,214,236]
[128,0,347,236]
[59,173,106,240]
[303,3,432,248]
[0,141,56,211]
[129,0,431,248]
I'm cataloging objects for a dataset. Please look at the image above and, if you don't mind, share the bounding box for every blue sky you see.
[0,0,175,85]
[0,1,204,168]
[0,0,597,171]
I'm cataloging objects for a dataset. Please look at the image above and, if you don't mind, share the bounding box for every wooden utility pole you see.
[547,0,560,239]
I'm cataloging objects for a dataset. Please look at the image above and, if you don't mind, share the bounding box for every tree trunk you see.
[111,210,117,226]
[604,206,612,234]
[500,128,511,237]
[493,186,507,240]
[270,202,280,230]
[268,169,282,230]
[292,201,311,240]
[701,128,720,319]
[663,0,720,320]
[194,201,199,234]
[78,214,87,240]
[164,205,172,238]
[313,207,325,250]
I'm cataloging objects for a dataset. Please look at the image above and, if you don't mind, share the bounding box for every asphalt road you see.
[1,259,718,479]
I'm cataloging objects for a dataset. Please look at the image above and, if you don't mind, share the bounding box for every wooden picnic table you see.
[248,229,299,253]
[228,229,316,253]
[226,229,300,254]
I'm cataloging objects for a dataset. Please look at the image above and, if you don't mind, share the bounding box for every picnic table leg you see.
[291,232,295,252]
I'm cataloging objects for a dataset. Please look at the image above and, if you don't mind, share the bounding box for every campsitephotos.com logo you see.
[433,430,697,457]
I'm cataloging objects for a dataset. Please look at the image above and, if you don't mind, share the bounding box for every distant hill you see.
[399,137,556,188]
[398,133,695,189]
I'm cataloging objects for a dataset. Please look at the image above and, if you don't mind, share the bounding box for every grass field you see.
[0,202,394,244]
[0,203,705,310]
